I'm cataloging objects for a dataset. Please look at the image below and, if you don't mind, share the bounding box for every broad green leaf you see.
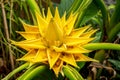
[80,3,99,26]
[93,0,109,40]
[67,0,83,14]
[75,0,93,28]
[109,0,120,31]
[58,0,74,17]
[32,66,56,80]
[18,65,56,80]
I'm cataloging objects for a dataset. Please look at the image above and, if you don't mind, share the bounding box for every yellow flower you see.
[12,7,98,75]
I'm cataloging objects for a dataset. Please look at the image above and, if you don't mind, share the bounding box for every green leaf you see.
[80,2,99,26]
[108,59,120,70]
[75,0,93,28]
[63,66,77,80]
[77,62,85,70]
[93,0,108,28]
[93,0,109,40]
[58,0,74,17]
[109,0,120,31]
[19,65,47,80]
[92,32,102,42]
[94,50,105,62]
[67,0,83,14]
[63,65,84,80]
[2,63,29,80]
[108,22,120,42]
[18,64,56,80]
[17,64,38,80]
[26,0,41,15]
[32,67,56,80]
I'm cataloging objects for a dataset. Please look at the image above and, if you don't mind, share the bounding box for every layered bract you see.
[12,7,97,75]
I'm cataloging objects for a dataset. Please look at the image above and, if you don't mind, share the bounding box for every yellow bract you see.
[12,7,98,75]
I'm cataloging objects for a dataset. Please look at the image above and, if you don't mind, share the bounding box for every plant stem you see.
[10,0,13,36]
[84,43,120,50]
[1,0,14,70]
[2,63,29,80]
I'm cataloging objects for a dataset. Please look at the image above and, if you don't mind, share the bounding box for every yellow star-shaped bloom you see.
[12,7,98,75]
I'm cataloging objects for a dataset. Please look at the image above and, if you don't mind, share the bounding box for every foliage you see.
[0,0,120,80]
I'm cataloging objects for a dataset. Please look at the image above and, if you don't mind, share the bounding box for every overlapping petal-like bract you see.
[12,7,98,75]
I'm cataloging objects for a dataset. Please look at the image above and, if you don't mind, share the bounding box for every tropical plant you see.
[1,0,120,80]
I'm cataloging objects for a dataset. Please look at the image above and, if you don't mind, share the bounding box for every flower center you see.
[43,38,63,48]
[44,18,63,47]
